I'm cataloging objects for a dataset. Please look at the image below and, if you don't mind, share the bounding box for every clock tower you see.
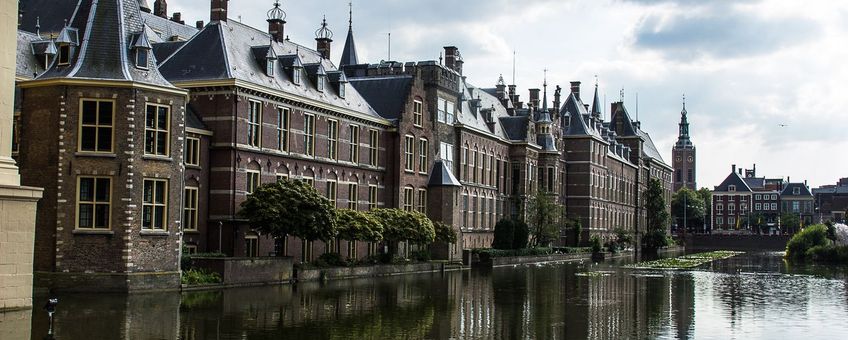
[673,96,696,192]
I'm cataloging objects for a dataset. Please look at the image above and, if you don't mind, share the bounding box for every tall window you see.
[368,185,378,210]
[11,112,20,154]
[248,101,261,148]
[77,177,111,229]
[348,183,358,209]
[687,169,693,182]
[58,45,71,65]
[136,49,149,69]
[327,180,337,207]
[368,130,379,166]
[184,187,198,231]
[304,114,315,156]
[349,125,360,163]
[185,137,200,166]
[437,97,455,123]
[440,142,454,172]
[328,120,339,160]
[404,135,415,172]
[413,100,423,126]
[293,67,302,85]
[245,234,259,257]
[246,170,260,194]
[418,138,428,173]
[403,187,414,211]
[471,149,478,183]
[277,107,289,151]
[417,188,427,213]
[142,179,168,231]
[79,99,114,153]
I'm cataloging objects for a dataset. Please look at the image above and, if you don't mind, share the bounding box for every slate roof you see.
[36,0,177,89]
[186,104,209,131]
[457,80,510,140]
[781,183,813,197]
[744,177,766,190]
[159,19,381,119]
[714,170,753,192]
[16,31,42,79]
[18,0,79,35]
[140,11,198,41]
[610,102,638,137]
[636,129,666,164]
[427,160,461,187]
[499,115,529,141]
[152,41,186,62]
[339,26,359,66]
[348,75,413,120]
[563,93,601,138]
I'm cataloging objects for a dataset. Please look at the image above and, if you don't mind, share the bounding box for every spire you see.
[339,1,359,66]
[542,69,548,112]
[591,75,602,118]
[676,94,692,148]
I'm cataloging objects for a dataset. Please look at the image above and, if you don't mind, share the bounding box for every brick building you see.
[672,98,696,192]
[13,0,675,290]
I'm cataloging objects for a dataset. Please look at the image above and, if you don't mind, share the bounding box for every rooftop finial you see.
[36,16,41,37]
[543,68,548,87]
[267,1,286,22]
[683,93,686,110]
[348,1,353,28]
[315,15,333,40]
[594,74,598,87]
[497,74,505,86]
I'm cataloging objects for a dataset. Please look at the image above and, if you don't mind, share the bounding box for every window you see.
[277,107,289,151]
[293,67,302,85]
[58,45,71,65]
[755,203,762,211]
[245,234,259,257]
[729,217,735,225]
[403,187,414,211]
[302,177,314,187]
[266,59,275,76]
[327,180,337,206]
[413,100,423,126]
[183,244,198,255]
[276,174,288,182]
[418,138,428,173]
[547,167,555,192]
[142,179,168,231]
[772,194,778,200]
[441,142,454,172]
[349,125,360,163]
[792,201,800,212]
[12,112,20,154]
[136,49,149,69]
[756,194,762,200]
[246,170,260,194]
[184,187,199,231]
[248,101,261,148]
[368,185,378,210]
[417,189,427,213]
[729,205,735,212]
[793,187,800,195]
[185,137,200,166]
[676,169,681,182]
[328,120,339,160]
[368,130,379,166]
[338,83,346,98]
[716,217,723,225]
[437,98,446,122]
[687,169,693,182]
[304,114,315,156]
[348,183,358,210]
[717,204,724,211]
[404,135,415,172]
[446,100,455,123]
[728,185,736,192]
[771,203,777,210]
[79,99,114,153]
[437,97,455,123]
[317,76,325,92]
[77,177,111,229]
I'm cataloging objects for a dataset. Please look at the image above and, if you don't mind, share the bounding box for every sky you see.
[162,0,848,189]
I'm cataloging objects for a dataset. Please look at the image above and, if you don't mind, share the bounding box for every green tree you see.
[512,219,530,249]
[239,178,336,242]
[492,219,515,249]
[642,178,670,250]
[749,212,767,234]
[671,188,705,232]
[433,222,458,244]
[526,192,565,247]
[781,213,801,234]
[697,187,712,233]
[370,209,435,246]
[336,209,384,242]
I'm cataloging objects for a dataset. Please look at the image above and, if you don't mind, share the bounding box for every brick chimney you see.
[210,0,228,22]
[553,85,561,113]
[570,81,581,101]
[315,17,332,59]
[732,164,736,174]
[154,0,167,18]
[196,20,205,29]
[171,12,184,25]
[529,89,540,108]
[267,2,286,42]
[444,46,463,75]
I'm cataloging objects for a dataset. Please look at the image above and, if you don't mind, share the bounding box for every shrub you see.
[433,222,458,244]
[181,269,222,285]
[316,252,346,267]
[411,250,431,262]
[471,247,553,259]
[513,220,530,249]
[806,245,848,263]
[641,229,670,251]
[492,219,515,250]
[590,235,603,254]
[786,224,830,260]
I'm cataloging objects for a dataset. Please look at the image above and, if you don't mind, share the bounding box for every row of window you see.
[247,102,380,166]
[460,193,503,230]
[436,97,455,124]
[246,171,380,210]
[402,187,427,213]
[77,176,197,231]
[404,135,429,173]
[755,194,779,200]
[78,100,172,157]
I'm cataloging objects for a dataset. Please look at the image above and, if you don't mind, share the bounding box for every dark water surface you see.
[27,252,848,339]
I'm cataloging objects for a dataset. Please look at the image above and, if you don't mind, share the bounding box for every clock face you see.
[687,156,693,163]
[676,156,681,163]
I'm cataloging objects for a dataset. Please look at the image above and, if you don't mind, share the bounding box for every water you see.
[21,252,848,339]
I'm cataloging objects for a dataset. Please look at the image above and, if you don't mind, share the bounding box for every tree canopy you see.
[526,192,564,247]
[336,209,384,242]
[239,178,337,242]
[643,178,670,250]
[671,188,706,231]
[370,209,435,245]
[433,222,458,244]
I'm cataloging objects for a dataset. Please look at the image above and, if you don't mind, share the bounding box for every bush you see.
[411,250,431,262]
[471,247,553,258]
[433,222,458,244]
[806,245,848,263]
[786,224,830,260]
[181,269,222,285]
[492,219,515,250]
[315,252,346,267]
[513,220,530,249]
[590,235,603,254]
[641,229,670,251]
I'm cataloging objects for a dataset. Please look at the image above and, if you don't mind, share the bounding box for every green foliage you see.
[551,247,592,254]
[181,269,222,285]
[806,245,848,263]
[643,178,670,251]
[641,229,671,251]
[239,179,337,242]
[629,251,744,269]
[781,213,801,233]
[614,228,634,247]
[570,218,583,245]
[313,252,347,267]
[512,219,530,249]
[369,209,435,245]
[786,224,830,260]
[336,209,384,242]
[411,249,431,262]
[825,221,837,241]
[526,192,565,247]
[433,222,458,244]
[492,219,515,249]
[671,188,705,229]
[590,235,603,254]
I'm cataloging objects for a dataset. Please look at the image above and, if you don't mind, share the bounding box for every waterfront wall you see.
[295,262,457,282]
[191,257,294,286]
[685,234,790,251]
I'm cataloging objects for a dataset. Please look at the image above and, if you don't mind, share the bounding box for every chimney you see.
[210,0,229,22]
[171,12,184,25]
[154,0,168,18]
[529,89,540,108]
[553,85,561,112]
[570,81,581,101]
[315,17,333,59]
[444,46,462,74]
[495,81,506,100]
[267,2,286,42]
[196,20,205,29]
[739,168,743,176]
[732,164,736,174]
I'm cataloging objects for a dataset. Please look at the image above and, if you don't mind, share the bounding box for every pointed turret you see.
[339,2,359,66]
[675,95,693,148]
[591,78,602,118]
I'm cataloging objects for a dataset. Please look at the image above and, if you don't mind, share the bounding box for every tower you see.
[672,95,696,191]
[339,2,359,66]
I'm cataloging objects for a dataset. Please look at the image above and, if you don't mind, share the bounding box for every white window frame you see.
[142,179,168,231]
[248,100,262,148]
[328,119,339,160]
[304,114,316,156]
[246,170,261,194]
[404,135,415,172]
[277,107,290,152]
[413,100,423,126]
[418,138,428,174]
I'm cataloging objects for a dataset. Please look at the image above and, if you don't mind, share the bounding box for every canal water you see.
[23,251,848,339]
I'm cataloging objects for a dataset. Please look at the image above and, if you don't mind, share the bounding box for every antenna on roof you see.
[636,92,639,122]
[238,15,242,23]
[36,17,41,37]
[512,50,516,85]
[387,33,391,61]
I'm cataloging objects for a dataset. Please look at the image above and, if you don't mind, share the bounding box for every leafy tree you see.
[642,178,670,251]
[526,192,565,247]
[614,227,634,248]
[369,209,435,245]
[336,209,384,242]
[749,212,767,234]
[512,219,530,249]
[492,219,515,250]
[590,235,603,254]
[671,188,705,232]
[239,178,336,242]
[433,222,458,244]
[697,187,713,233]
[781,213,801,234]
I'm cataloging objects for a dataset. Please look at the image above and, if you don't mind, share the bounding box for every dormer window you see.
[293,67,302,85]
[338,82,346,98]
[266,59,275,76]
[135,49,149,69]
[58,45,71,66]
[729,185,736,192]
[317,75,325,92]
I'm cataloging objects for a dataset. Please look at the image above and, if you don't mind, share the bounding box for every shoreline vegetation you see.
[785,223,848,263]
[626,251,744,270]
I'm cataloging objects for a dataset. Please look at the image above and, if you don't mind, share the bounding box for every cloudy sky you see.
[164,0,848,189]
